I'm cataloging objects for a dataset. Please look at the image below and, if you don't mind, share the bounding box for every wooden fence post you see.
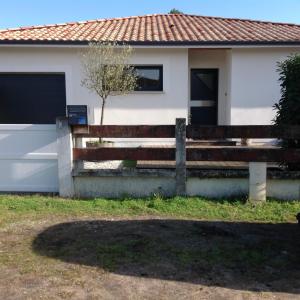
[249,162,267,203]
[56,117,74,197]
[175,118,187,196]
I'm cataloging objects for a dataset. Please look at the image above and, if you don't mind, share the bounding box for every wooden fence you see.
[71,118,300,199]
[72,120,300,163]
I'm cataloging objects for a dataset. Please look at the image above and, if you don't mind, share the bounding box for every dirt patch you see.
[0,217,300,299]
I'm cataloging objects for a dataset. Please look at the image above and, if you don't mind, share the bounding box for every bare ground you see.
[0,216,300,300]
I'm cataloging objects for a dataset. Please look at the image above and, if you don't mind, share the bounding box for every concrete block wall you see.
[73,175,300,201]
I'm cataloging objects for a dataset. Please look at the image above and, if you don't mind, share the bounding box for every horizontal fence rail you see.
[73,147,175,161]
[186,147,300,162]
[73,147,300,163]
[73,124,300,139]
[73,125,175,138]
[186,125,300,139]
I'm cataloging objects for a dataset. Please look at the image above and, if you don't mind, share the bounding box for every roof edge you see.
[0,40,300,47]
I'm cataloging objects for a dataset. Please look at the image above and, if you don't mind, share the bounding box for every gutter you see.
[0,40,300,48]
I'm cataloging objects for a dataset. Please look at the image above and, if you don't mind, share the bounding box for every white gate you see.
[0,125,58,192]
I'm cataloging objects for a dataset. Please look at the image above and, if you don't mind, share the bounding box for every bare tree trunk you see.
[100,98,106,125]
[99,98,106,143]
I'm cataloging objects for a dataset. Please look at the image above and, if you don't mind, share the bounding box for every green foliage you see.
[274,54,300,169]
[81,42,137,125]
[169,8,184,14]
[122,160,137,168]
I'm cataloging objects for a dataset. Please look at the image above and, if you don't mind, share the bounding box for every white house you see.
[0,13,299,193]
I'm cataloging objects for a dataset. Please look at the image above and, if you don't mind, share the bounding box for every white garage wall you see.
[0,47,189,125]
[230,47,300,125]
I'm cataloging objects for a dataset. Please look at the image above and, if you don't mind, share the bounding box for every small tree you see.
[81,42,137,125]
[274,54,300,170]
[169,8,184,14]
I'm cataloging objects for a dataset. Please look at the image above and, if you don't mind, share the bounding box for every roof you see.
[0,14,300,46]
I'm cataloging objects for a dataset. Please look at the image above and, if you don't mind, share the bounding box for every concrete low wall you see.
[188,177,300,200]
[73,169,300,200]
[187,178,248,198]
[267,180,300,200]
[74,176,176,198]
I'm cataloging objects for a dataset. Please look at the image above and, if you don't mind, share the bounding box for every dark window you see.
[0,73,66,124]
[134,66,163,91]
[191,69,218,101]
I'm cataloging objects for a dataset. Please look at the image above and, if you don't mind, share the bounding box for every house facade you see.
[0,14,300,126]
[0,14,299,192]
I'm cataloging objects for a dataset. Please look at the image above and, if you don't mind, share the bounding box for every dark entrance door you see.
[190,69,218,125]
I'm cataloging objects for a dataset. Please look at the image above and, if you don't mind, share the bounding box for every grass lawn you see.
[1,194,300,224]
[0,194,299,299]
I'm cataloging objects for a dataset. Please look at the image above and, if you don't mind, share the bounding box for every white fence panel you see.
[0,125,58,192]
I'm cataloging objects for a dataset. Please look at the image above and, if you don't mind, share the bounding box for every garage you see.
[0,73,66,192]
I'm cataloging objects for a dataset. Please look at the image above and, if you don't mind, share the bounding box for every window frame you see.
[133,65,163,92]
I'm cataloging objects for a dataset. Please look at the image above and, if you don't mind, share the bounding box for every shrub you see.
[274,54,300,170]
[169,8,184,14]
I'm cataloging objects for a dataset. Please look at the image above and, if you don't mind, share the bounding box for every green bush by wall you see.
[274,54,300,170]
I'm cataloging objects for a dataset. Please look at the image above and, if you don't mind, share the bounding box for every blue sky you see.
[0,0,299,29]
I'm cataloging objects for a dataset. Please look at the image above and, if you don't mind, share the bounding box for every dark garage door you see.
[0,73,66,124]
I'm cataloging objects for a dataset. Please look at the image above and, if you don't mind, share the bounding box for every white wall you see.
[230,47,300,125]
[103,48,189,125]
[188,49,231,125]
[0,47,189,125]
[2,46,299,127]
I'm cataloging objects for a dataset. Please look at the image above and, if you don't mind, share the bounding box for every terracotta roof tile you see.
[0,14,299,45]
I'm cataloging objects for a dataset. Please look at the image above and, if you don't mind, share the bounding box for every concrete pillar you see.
[175,118,186,196]
[74,137,85,170]
[249,162,267,203]
[56,117,74,197]
[75,137,85,148]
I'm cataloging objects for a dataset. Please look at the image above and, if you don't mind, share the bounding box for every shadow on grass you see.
[32,219,300,293]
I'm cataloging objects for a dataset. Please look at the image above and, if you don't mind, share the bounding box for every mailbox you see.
[67,105,88,125]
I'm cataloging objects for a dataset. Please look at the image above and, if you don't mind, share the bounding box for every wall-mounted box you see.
[67,105,88,125]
